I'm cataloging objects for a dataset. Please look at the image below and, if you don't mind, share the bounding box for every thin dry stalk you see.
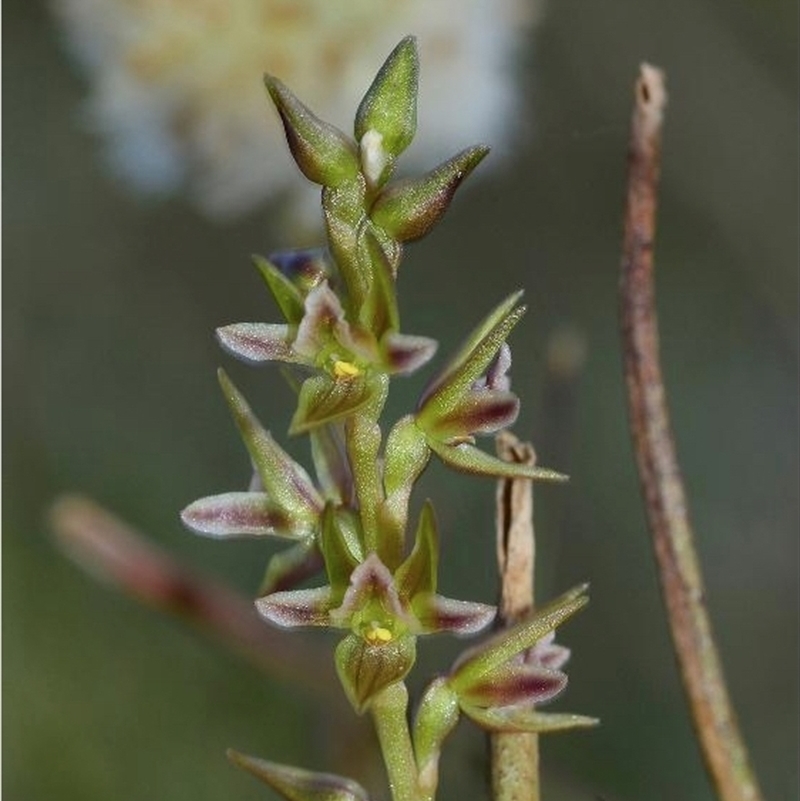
[491,432,539,801]
[619,64,763,801]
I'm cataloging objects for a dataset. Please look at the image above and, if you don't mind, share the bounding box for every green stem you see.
[371,682,421,801]
[345,376,389,558]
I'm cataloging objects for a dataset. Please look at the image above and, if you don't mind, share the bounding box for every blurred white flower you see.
[53,0,540,220]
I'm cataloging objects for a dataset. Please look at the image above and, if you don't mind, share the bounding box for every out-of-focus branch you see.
[619,65,763,801]
[491,432,539,801]
[50,494,341,703]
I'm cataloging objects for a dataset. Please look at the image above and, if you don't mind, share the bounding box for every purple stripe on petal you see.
[460,663,567,708]
[413,594,496,636]
[382,333,438,374]
[181,492,303,539]
[217,323,297,364]
[255,586,334,628]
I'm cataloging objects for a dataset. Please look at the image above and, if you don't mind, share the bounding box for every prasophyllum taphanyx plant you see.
[181,37,596,801]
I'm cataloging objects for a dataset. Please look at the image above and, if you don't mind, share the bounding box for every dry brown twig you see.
[492,432,540,801]
[619,64,764,801]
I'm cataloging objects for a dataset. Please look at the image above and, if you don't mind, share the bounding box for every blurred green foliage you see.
[3,1,797,800]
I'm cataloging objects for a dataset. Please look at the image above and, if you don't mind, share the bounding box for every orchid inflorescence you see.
[181,37,595,801]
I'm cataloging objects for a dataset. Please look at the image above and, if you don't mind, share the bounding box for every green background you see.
[4,1,798,799]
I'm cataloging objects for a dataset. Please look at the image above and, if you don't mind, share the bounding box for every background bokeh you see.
[3,2,798,800]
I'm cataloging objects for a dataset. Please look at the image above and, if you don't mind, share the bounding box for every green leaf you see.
[228,751,370,801]
[290,375,375,434]
[265,76,360,187]
[371,146,489,242]
[355,36,419,185]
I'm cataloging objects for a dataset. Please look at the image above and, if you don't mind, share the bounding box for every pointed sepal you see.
[253,255,306,325]
[371,146,489,242]
[227,750,370,801]
[395,500,439,599]
[265,76,360,188]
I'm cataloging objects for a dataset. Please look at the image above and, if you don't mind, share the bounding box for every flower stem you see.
[371,682,421,801]
[619,64,763,801]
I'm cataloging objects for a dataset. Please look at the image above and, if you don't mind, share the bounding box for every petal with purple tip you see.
[330,553,406,625]
[217,323,298,364]
[433,391,519,441]
[181,492,308,539]
[381,332,438,374]
[294,282,346,361]
[458,662,567,708]
[412,593,496,636]
[255,586,334,628]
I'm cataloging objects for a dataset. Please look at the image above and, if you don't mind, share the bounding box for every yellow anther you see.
[333,360,361,379]
[364,623,394,644]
